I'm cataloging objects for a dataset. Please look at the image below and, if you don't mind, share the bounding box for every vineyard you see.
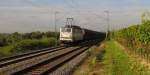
[112,12,150,62]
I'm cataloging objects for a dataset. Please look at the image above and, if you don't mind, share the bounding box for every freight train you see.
[59,25,105,43]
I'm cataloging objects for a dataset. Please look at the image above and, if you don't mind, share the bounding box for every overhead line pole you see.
[105,10,110,40]
[54,11,59,46]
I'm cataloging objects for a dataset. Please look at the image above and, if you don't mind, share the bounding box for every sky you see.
[0,0,150,33]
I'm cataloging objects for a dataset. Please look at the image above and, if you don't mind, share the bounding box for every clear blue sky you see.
[0,0,150,33]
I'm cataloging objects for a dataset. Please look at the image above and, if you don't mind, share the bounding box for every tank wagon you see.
[59,25,105,43]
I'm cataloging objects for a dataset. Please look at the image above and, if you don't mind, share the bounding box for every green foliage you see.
[0,31,59,56]
[30,31,43,39]
[0,46,13,55]
[39,37,57,47]
[113,12,150,45]
[13,39,39,52]
[7,32,23,44]
[0,37,58,56]
[44,31,59,38]
[12,37,57,52]
[0,35,7,46]
[0,31,58,47]
[112,13,150,62]
[103,41,150,75]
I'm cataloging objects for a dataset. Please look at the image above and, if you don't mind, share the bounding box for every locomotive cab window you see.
[61,28,71,32]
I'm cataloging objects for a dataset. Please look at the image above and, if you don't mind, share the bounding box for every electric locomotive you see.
[59,25,105,44]
[59,25,84,43]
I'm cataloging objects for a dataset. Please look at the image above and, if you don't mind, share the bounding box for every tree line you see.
[0,31,59,47]
[0,31,59,56]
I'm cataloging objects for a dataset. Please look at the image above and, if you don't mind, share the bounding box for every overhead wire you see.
[25,0,107,31]
[25,0,71,28]
[68,0,106,20]
[63,0,106,30]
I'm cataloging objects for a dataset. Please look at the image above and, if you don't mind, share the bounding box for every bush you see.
[12,37,57,52]
[0,36,7,46]
[0,46,13,55]
[12,39,39,52]
[39,37,57,47]
[0,31,59,57]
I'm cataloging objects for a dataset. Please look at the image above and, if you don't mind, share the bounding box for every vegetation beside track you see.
[111,12,150,63]
[73,40,150,75]
[0,31,59,57]
[103,40,150,75]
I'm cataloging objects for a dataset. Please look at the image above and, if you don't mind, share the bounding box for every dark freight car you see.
[83,29,105,41]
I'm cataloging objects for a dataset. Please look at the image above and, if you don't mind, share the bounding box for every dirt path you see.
[72,43,105,75]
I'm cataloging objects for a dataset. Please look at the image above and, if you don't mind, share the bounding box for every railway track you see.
[0,40,100,75]
[0,46,66,67]
[0,45,65,64]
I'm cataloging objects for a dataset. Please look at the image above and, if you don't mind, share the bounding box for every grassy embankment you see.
[73,40,150,75]
[103,40,150,75]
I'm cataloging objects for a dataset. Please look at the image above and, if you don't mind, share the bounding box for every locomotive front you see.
[59,25,84,44]
[60,26,73,43]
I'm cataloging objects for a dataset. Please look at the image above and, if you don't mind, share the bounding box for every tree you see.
[7,32,22,44]
[31,31,43,39]
[0,35,7,46]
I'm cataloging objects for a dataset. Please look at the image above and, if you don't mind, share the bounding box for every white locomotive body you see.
[60,25,84,43]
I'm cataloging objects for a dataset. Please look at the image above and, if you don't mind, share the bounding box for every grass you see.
[103,40,150,75]
[0,46,13,55]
